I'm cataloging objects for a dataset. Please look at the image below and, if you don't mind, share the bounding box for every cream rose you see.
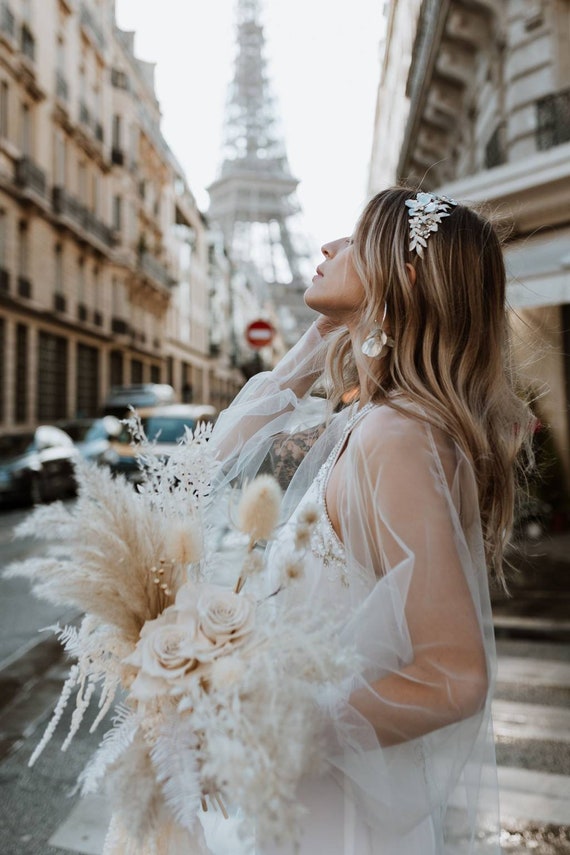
[125,607,200,701]
[196,585,255,648]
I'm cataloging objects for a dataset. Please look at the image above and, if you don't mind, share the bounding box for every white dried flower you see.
[298,503,320,528]
[282,558,305,584]
[294,523,312,551]
[237,475,282,542]
[167,518,202,565]
[210,655,246,692]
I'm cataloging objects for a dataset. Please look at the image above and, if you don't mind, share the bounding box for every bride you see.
[209,187,533,854]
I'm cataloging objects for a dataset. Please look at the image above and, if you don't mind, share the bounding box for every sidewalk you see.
[492,532,570,642]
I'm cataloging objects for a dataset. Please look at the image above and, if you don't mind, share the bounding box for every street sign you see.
[245,319,274,349]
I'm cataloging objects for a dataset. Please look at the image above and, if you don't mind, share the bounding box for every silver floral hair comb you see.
[405,192,458,257]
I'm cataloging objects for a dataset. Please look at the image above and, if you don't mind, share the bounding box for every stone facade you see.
[0,0,241,431]
[369,0,570,493]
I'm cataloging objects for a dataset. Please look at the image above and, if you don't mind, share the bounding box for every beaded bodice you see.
[308,402,376,588]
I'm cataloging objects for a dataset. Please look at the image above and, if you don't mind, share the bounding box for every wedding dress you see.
[210,322,502,855]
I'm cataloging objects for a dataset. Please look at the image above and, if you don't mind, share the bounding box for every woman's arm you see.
[211,322,327,467]
[336,407,489,746]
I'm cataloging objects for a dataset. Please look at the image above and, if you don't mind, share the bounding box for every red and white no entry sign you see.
[245,319,274,349]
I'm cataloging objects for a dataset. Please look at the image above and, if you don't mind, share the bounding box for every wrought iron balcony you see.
[138,251,175,290]
[536,88,570,151]
[56,71,69,102]
[0,4,15,39]
[52,186,115,248]
[20,22,34,61]
[16,156,47,197]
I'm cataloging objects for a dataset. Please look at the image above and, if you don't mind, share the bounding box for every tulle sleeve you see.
[211,322,330,488]
[321,404,499,842]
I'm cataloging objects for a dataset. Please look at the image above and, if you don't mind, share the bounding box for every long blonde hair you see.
[324,187,533,586]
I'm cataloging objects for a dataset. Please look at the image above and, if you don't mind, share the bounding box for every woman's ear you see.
[405,263,416,286]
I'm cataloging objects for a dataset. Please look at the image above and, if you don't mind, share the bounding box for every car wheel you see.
[29,475,43,506]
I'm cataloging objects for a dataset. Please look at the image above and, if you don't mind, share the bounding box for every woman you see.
[211,187,533,854]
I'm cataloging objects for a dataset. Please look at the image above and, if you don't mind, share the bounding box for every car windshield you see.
[0,433,35,460]
[118,417,196,445]
[142,417,196,443]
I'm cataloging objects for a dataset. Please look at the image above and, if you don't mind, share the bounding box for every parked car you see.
[56,416,122,465]
[103,404,217,484]
[101,384,176,419]
[0,426,79,507]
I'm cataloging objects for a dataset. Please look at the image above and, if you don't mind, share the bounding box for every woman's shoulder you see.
[353,399,455,461]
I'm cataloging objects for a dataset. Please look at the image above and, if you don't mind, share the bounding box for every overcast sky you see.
[115,0,385,260]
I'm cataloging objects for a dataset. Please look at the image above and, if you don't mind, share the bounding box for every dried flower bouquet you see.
[6,418,354,852]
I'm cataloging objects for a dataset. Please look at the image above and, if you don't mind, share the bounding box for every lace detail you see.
[311,403,376,587]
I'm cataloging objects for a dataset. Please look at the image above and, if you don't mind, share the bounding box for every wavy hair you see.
[323,187,534,587]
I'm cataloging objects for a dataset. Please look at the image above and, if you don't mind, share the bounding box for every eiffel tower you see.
[207,0,314,350]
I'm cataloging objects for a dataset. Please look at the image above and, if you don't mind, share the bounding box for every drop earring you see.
[361,303,394,358]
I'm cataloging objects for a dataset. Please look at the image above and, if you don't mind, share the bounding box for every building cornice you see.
[436,141,570,232]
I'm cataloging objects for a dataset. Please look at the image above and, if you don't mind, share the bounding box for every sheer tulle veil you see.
[209,322,502,855]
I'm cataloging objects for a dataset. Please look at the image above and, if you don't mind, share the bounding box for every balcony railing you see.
[0,4,15,39]
[536,88,570,151]
[56,71,69,102]
[80,4,105,52]
[16,156,47,197]
[52,186,115,248]
[20,22,34,61]
[138,251,175,290]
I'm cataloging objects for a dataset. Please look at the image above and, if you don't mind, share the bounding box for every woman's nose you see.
[321,241,333,258]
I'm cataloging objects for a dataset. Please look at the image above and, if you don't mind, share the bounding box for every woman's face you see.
[304,236,366,323]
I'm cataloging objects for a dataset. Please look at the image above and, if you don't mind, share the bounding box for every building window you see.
[77,256,85,304]
[14,323,28,423]
[54,131,66,186]
[150,364,160,383]
[0,210,7,271]
[37,331,68,421]
[484,123,506,169]
[78,160,87,202]
[109,350,123,387]
[113,195,122,231]
[131,359,143,384]
[54,244,63,293]
[0,81,9,138]
[20,102,31,156]
[112,114,121,149]
[111,68,129,90]
[18,221,29,278]
[0,317,4,423]
[536,88,570,151]
[76,343,99,417]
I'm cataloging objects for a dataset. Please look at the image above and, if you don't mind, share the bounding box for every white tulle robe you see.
[209,322,502,855]
[105,321,502,854]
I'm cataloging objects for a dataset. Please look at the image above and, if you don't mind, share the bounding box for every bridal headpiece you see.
[405,192,458,257]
